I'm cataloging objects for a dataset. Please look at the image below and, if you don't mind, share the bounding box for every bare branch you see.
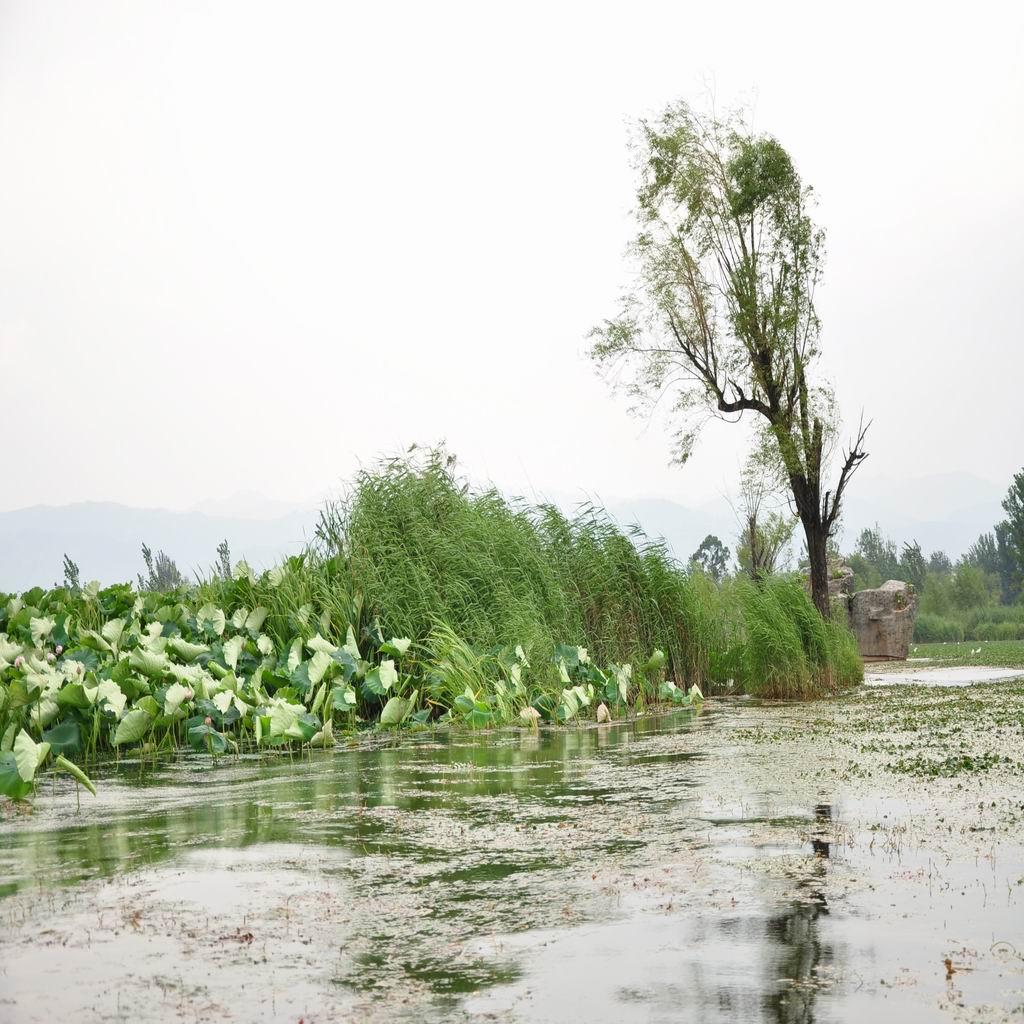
[824,416,871,531]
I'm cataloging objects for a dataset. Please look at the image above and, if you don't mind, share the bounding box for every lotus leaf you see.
[168,637,209,662]
[13,730,48,782]
[379,696,411,726]
[114,708,153,746]
[54,754,96,796]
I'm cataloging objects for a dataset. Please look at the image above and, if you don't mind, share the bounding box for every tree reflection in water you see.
[763,803,835,1024]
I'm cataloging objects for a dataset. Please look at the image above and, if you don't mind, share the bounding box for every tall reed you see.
[200,448,863,699]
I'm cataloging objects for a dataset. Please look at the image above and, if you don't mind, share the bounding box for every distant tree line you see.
[686,467,1024,642]
[844,468,1024,641]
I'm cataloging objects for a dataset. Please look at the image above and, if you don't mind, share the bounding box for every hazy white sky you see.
[1,0,1021,515]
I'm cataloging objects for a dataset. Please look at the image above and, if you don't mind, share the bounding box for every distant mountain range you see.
[0,502,320,593]
[838,471,1005,560]
[0,472,1007,593]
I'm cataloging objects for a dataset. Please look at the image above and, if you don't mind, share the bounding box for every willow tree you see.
[591,101,868,616]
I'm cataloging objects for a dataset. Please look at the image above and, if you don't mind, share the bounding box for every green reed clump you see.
[308,450,715,688]
[724,575,862,698]
[196,449,861,700]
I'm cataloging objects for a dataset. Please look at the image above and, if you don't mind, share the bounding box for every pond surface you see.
[2,698,1022,1023]
[865,665,1024,687]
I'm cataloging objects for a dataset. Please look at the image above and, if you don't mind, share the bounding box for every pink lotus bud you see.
[14,655,24,669]
[204,716,213,726]
[55,644,64,655]
[46,652,56,664]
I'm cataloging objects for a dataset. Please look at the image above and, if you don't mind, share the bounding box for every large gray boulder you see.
[802,560,856,616]
[849,580,917,661]
[827,563,855,620]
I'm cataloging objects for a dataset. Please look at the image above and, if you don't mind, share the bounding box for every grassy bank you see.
[906,638,1024,669]
[0,452,861,799]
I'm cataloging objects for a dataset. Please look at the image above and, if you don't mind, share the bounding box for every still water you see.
[1,702,1021,1022]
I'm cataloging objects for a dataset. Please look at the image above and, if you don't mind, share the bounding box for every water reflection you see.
[3,707,842,1023]
[762,804,834,1024]
[6,705,1012,1024]
[810,803,833,858]
[1,709,709,895]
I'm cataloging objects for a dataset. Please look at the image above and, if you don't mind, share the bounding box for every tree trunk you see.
[803,517,830,618]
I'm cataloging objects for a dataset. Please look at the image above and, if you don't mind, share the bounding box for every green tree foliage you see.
[589,100,868,617]
[994,523,1020,605]
[899,541,927,592]
[967,532,999,575]
[846,466,1024,640]
[964,472,1024,606]
[998,470,1024,603]
[690,534,730,582]
[848,529,926,592]
[853,525,899,583]
[845,553,880,592]
[733,462,797,582]
[949,564,996,611]
[736,509,796,582]
[214,539,232,583]
[737,511,795,580]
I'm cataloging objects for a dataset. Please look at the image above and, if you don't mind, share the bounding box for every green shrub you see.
[915,613,964,643]
[914,604,1024,643]
[975,621,1024,642]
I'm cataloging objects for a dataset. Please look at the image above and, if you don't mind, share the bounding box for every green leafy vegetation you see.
[736,665,1024,782]
[886,751,1015,778]
[0,451,862,801]
[727,575,862,699]
[843,468,1024,643]
[847,494,1024,643]
[907,639,1024,669]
